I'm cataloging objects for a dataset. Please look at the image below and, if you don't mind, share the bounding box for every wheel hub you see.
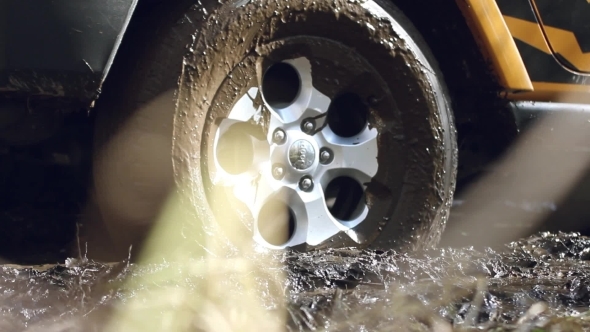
[288,140,315,171]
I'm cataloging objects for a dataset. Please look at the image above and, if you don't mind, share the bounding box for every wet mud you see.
[2,232,590,331]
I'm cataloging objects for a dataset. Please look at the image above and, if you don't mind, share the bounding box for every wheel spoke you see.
[298,87,331,134]
[212,117,270,190]
[251,171,301,247]
[307,87,331,114]
[217,165,283,221]
[266,58,330,125]
[322,127,379,181]
[211,169,260,206]
[293,185,342,246]
[228,87,262,122]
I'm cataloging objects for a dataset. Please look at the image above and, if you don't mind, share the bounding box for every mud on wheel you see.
[94,0,457,256]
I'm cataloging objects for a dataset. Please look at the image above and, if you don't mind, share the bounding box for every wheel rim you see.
[212,57,379,248]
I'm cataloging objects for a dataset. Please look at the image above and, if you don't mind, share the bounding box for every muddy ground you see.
[1,232,590,331]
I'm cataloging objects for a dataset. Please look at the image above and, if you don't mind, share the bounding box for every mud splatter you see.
[2,232,590,331]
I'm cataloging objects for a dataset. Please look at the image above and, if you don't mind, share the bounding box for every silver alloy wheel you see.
[212,57,378,248]
[93,0,458,259]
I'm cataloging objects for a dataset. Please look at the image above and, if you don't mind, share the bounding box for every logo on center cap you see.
[289,140,315,170]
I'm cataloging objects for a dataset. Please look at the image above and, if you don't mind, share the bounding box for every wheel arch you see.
[391,0,521,187]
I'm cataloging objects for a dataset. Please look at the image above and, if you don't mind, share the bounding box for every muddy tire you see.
[93,0,457,258]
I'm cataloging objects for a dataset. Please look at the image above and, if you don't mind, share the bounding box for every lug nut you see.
[302,120,315,134]
[299,177,313,191]
[273,129,286,144]
[272,165,285,179]
[320,150,332,164]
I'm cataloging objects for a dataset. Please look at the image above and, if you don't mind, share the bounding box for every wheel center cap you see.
[288,139,315,170]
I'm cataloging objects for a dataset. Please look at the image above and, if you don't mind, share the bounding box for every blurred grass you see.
[104,187,286,332]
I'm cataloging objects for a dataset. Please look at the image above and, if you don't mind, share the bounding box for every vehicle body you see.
[2,0,589,109]
[0,0,589,257]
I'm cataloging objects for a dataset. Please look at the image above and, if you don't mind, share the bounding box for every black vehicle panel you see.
[0,0,137,102]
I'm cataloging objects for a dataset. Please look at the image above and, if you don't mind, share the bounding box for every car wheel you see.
[93,0,457,257]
